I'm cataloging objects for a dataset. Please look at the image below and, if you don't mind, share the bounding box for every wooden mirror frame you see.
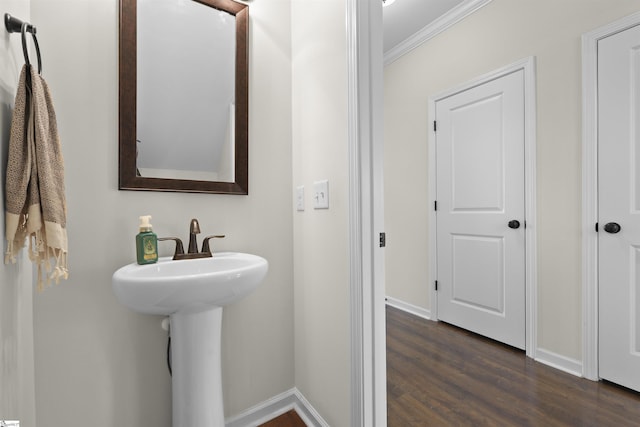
[119,0,249,194]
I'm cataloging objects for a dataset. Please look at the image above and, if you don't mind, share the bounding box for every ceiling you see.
[383,0,465,53]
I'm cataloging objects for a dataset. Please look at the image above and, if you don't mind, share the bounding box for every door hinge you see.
[433,120,437,132]
[434,200,438,211]
[379,232,386,248]
[595,222,599,232]
[435,280,438,291]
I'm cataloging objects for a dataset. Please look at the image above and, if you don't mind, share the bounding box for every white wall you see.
[292,0,351,425]
[27,0,293,425]
[0,0,36,424]
[384,0,640,361]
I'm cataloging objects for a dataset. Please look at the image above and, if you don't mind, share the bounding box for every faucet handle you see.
[201,235,225,255]
[158,237,185,259]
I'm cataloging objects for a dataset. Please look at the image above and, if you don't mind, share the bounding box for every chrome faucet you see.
[159,218,225,260]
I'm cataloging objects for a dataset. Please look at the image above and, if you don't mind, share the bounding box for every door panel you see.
[436,70,525,349]
[451,234,505,313]
[450,94,505,212]
[598,23,640,392]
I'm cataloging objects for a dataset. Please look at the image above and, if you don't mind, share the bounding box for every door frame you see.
[581,11,640,381]
[428,57,538,357]
[347,0,387,425]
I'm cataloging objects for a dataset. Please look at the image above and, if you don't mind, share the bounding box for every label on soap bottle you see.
[142,236,157,261]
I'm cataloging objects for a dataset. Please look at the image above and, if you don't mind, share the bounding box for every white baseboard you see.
[534,348,583,378]
[293,389,330,427]
[385,296,431,320]
[225,388,329,427]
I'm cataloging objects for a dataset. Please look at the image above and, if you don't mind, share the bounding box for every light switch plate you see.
[296,186,305,211]
[313,180,329,209]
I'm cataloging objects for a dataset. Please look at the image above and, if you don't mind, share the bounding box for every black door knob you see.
[508,220,521,229]
[603,222,621,234]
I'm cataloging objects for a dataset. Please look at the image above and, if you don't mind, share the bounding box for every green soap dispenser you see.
[136,215,158,265]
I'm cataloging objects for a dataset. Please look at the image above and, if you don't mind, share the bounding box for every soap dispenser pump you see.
[136,215,158,265]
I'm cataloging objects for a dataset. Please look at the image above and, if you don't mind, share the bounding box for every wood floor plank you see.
[386,305,640,426]
[259,409,306,427]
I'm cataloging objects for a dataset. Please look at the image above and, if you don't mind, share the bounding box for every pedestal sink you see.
[112,252,268,427]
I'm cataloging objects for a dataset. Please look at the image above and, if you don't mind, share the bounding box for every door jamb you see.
[581,11,640,381]
[428,57,538,358]
[347,0,386,425]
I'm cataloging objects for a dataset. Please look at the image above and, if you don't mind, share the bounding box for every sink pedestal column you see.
[171,306,224,427]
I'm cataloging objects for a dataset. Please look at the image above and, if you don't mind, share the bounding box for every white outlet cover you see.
[313,180,329,209]
[296,186,305,211]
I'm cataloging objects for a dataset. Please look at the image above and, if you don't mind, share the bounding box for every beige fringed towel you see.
[4,64,68,290]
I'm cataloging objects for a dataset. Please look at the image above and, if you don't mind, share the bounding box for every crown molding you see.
[384,0,493,66]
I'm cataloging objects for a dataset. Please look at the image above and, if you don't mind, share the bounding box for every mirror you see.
[119,0,249,194]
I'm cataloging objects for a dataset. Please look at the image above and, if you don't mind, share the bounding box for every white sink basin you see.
[112,251,268,426]
[112,252,268,315]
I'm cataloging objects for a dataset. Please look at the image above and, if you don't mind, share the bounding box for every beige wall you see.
[292,0,351,425]
[26,0,294,425]
[384,0,640,361]
[0,1,36,424]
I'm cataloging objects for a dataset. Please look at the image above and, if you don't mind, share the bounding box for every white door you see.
[598,23,640,392]
[435,70,526,349]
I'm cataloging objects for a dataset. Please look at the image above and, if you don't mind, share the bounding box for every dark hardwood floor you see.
[259,409,306,427]
[387,305,640,426]
[263,306,640,426]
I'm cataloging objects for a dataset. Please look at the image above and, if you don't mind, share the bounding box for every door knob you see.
[508,220,521,229]
[603,222,621,234]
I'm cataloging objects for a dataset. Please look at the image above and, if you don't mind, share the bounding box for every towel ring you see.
[21,22,42,75]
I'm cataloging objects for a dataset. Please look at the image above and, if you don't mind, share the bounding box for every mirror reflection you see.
[137,0,236,182]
